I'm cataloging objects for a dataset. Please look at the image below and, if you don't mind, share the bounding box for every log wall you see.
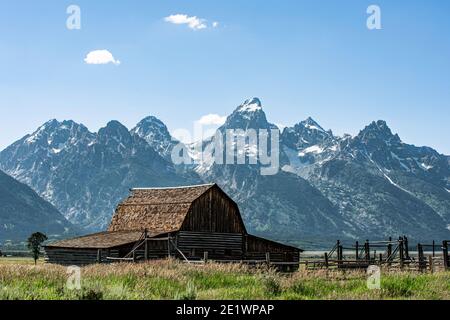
[176,231,244,260]
[45,248,120,266]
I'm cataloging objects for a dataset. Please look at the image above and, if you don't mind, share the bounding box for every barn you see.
[45,184,302,268]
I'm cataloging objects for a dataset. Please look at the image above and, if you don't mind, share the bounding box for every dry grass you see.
[0,259,449,300]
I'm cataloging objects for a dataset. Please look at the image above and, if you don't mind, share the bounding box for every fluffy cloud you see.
[84,50,121,65]
[197,114,227,126]
[164,14,214,30]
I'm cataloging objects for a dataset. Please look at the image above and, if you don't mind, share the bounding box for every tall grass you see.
[0,259,449,300]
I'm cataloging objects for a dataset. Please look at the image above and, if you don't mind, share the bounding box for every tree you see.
[27,232,48,265]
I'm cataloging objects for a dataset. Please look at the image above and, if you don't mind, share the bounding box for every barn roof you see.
[108,184,217,233]
[45,230,153,249]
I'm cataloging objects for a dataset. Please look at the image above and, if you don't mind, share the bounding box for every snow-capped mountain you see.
[0,119,200,231]
[282,117,334,150]
[1,98,449,243]
[190,99,345,243]
[0,169,77,242]
[131,116,178,160]
[222,98,278,131]
[280,117,450,240]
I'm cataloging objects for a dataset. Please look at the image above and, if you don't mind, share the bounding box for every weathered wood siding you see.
[45,248,120,266]
[176,231,243,260]
[245,235,300,262]
[181,186,245,234]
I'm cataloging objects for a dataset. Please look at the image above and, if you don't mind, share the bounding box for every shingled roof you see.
[108,184,216,233]
[45,231,147,249]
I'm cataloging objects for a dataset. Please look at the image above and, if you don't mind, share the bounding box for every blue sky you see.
[0,0,449,153]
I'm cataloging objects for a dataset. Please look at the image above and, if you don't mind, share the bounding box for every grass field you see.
[0,258,449,300]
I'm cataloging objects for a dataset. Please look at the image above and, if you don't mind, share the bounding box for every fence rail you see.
[303,237,450,272]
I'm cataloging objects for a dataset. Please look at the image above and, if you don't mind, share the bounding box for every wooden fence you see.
[303,237,450,272]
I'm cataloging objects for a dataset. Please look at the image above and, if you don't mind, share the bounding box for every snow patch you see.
[365,150,416,196]
[390,152,410,171]
[239,102,262,113]
[304,124,324,132]
[26,126,46,144]
[420,163,433,171]
[299,145,323,157]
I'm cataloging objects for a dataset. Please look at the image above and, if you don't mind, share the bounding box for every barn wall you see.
[181,187,245,234]
[245,236,300,262]
[44,248,120,266]
[176,231,243,260]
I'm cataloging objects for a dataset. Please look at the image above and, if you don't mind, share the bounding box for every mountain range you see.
[1,98,449,245]
[0,169,77,242]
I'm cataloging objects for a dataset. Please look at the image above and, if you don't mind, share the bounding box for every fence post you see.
[324,252,329,269]
[387,237,392,256]
[355,241,359,261]
[337,244,343,269]
[97,249,101,263]
[204,251,209,263]
[387,237,392,265]
[266,252,271,266]
[399,237,404,269]
[365,240,370,262]
[167,234,171,258]
[432,240,436,257]
[404,236,410,260]
[417,243,424,272]
[428,255,433,273]
[443,241,449,270]
[144,229,148,261]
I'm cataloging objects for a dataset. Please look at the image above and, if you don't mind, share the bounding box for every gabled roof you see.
[108,184,216,233]
[45,231,149,249]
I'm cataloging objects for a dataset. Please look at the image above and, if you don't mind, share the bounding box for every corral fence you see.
[302,237,450,272]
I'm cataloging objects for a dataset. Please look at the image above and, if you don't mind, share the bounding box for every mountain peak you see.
[300,117,326,132]
[23,119,91,147]
[281,117,332,150]
[131,115,176,159]
[369,120,389,131]
[223,97,276,130]
[357,120,401,146]
[138,116,166,127]
[361,120,395,136]
[238,97,263,112]
[99,121,131,143]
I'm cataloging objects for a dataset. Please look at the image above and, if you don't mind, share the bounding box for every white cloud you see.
[212,22,219,28]
[84,50,121,65]
[164,14,212,30]
[197,114,226,126]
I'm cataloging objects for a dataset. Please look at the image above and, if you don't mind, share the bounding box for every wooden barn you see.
[45,184,302,268]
